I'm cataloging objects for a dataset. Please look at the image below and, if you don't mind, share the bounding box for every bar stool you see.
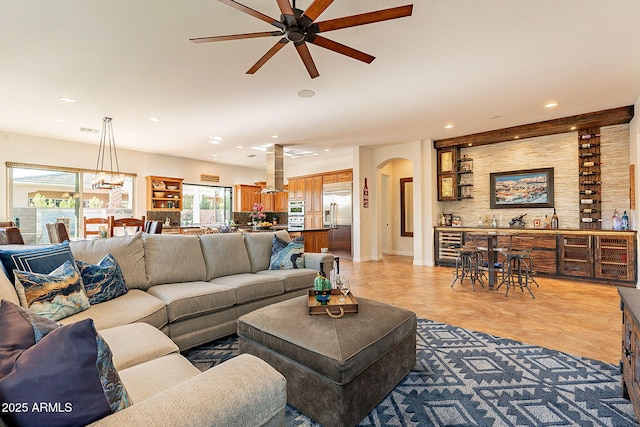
[497,249,536,298]
[451,248,485,291]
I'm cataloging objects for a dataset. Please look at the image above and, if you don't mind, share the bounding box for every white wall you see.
[630,94,640,287]
[0,131,265,219]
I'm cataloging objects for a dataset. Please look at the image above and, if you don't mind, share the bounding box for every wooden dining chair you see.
[144,220,163,234]
[0,227,25,245]
[84,217,109,238]
[109,216,146,237]
[0,221,16,227]
[46,222,70,243]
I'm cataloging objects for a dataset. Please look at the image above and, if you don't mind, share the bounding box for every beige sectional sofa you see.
[0,229,333,426]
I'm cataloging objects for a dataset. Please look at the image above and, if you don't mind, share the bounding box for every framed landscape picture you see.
[490,168,554,209]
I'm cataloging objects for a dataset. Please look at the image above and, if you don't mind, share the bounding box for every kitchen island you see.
[435,226,637,286]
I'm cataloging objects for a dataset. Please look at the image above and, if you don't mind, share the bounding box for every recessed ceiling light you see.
[271,135,279,139]
[514,136,520,139]
[59,97,75,103]
[129,132,139,137]
[544,102,558,109]
[570,126,577,131]
[211,136,223,141]
[297,89,315,98]
[148,117,160,122]
[444,123,454,129]
[236,145,243,149]
[209,139,220,145]
[324,148,331,152]
[52,118,64,123]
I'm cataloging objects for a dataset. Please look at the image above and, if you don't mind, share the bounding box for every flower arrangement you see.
[249,202,267,222]
[218,220,237,233]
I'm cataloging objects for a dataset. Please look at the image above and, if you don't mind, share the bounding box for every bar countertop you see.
[434,226,636,236]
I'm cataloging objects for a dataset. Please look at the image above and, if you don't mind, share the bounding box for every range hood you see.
[261,144,284,194]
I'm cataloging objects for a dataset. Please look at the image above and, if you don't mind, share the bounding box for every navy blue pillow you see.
[0,241,76,285]
[0,318,132,427]
[0,300,59,379]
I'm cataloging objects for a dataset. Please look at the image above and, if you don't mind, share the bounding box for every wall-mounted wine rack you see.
[578,127,602,229]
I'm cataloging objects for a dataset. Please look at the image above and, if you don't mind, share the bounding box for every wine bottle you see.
[581,218,603,223]
[579,190,598,195]
[579,133,601,140]
[551,208,559,229]
[579,152,598,158]
[580,180,602,185]
[579,171,597,176]
[580,199,599,204]
[579,143,600,149]
[612,209,621,230]
[581,208,601,214]
[622,211,629,230]
[581,161,602,167]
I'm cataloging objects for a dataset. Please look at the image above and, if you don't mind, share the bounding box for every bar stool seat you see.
[451,248,485,291]
[497,249,536,298]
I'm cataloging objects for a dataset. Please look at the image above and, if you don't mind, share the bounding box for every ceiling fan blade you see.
[294,42,319,79]
[300,0,334,22]
[315,4,413,33]
[308,35,374,63]
[275,0,297,27]
[190,31,282,43]
[246,38,289,74]
[218,0,285,30]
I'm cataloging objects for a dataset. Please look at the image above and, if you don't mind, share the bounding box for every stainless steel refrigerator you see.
[323,181,352,259]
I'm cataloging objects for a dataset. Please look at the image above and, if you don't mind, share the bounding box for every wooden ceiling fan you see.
[190,0,413,78]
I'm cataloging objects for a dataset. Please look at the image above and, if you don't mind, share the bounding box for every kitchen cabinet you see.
[234,184,260,212]
[146,176,183,212]
[619,287,640,421]
[288,178,305,201]
[274,185,288,212]
[434,229,463,266]
[510,233,557,274]
[300,230,329,253]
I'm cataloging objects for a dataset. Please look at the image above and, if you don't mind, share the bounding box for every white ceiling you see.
[1,0,639,169]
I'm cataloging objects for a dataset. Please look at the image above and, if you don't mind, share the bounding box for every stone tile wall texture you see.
[438,124,630,229]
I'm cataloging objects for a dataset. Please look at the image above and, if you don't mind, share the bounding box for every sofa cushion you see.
[71,232,148,290]
[243,230,290,273]
[210,273,284,304]
[76,254,128,305]
[143,234,207,286]
[14,260,90,321]
[118,353,200,404]
[0,270,20,305]
[199,233,251,280]
[0,241,75,285]
[257,268,317,292]
[99,323,179,371]
[270,235,304,270]
[147,282,236,322]
[0,300,59,378]
[59,289,168,331]
[0,319,131,427]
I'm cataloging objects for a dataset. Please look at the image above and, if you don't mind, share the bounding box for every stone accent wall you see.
[438,124,630,229]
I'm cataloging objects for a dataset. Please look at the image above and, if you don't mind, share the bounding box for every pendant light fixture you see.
[92,117,124,189]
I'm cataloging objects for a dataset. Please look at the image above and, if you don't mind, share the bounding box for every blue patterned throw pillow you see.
[76,253,128,305]
[0,318,132,426]
[0,241,75,285]
[269,235,304,270]
[13,260,90,321]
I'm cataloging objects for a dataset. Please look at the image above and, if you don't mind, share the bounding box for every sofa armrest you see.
[89,354,286,427]
[304,252,336,275]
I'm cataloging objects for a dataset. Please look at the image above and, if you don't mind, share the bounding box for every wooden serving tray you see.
[308,289,358,318]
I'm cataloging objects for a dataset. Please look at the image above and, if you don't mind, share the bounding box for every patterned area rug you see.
[187,318,637,426]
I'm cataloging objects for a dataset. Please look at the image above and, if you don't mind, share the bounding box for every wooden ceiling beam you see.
[433,105,634,149]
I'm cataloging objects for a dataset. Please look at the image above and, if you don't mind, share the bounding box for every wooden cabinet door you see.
[295,179,305,200]
[559,234,593,277]
[323,174,337,184]
[312,176,323,213]
[274,188,287,212]
[261,193,274,211]
[337,171,353,182]
[595,235,635,281]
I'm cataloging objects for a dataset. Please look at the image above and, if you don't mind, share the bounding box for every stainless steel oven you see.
[288,216,304,231]
[288,200,305,216]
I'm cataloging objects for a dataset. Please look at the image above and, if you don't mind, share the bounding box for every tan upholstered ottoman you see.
[237,296,417,427]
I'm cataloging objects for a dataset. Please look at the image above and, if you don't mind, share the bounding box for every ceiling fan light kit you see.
[191,0,413,78]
